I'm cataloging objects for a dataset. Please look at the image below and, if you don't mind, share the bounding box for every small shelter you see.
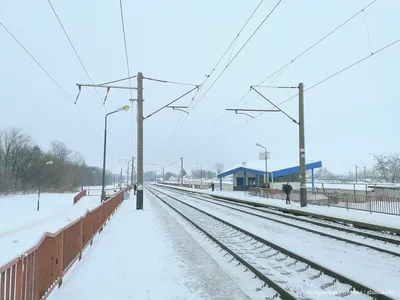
[217,160,322,192]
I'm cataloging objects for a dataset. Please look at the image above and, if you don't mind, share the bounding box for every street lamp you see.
[255,143,269,187]
[196,162,202,187]
[101,105,130,202]
[37,160,53,211]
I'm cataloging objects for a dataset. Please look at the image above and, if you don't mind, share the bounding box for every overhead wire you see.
[190,0,283,112]
[118,0,135,151]
[161,0,267,147]
[98,75,138,86]
[195,0,266,93]
[213,35,400,142]
[255,0,378,87]
[47,0,106,112]
[118,0,133,98]
[143,77,198,87]
[362,9,374,54]
[192,0,380,140]
[0,21,101,135]
[162,0,281,151]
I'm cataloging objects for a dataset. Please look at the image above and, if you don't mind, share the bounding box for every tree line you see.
[0,128,114,195]
[314,154,400,183]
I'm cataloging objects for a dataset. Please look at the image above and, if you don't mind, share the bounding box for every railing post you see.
[15,256,24,300]
[34,251,40,300]
[90,211,94,245]
[79,218,84,260]
[58,231,64,288]
[99,202,104,233]
[107,199,111,221]
[369,196,372,213]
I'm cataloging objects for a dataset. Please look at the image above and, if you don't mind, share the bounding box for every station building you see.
[217,160,322,192]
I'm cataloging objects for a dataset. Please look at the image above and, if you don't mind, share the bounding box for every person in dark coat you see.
[211,182,215,191]
[133,183,137,195]
[283,182,292,204]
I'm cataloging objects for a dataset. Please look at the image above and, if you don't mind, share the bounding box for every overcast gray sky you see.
[1,0,399,176]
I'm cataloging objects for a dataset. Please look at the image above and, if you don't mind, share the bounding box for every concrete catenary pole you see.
[180,157,183,186]
[136,72,144,210]
[131,156,135,185]
[299,82,307,207]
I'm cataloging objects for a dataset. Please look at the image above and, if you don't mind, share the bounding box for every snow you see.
[161,189,400,297]
[157,184,400,231]
[178,193,400,255]
[0,192,102,266]
[308,183,372,191]
[48,192,250,300]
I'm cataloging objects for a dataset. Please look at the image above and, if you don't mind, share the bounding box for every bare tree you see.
[214,163,224,174]
[0,127,116,194]
[314,167,335,180]
[373,154,400,183]
[69,151,85,166]
[164,172,174,181]
[50,141,72,162]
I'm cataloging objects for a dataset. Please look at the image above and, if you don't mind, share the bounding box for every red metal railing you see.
[247,187,400,216]
[0,188,128,300]
[73,190,87,205]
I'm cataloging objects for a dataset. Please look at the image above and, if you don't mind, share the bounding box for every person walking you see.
[133,183,137,195]
[211,182,215,191]
[283,182,292,204]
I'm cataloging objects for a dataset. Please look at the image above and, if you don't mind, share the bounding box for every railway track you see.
[156,186,400,258]
[160,185,400,238]
[146,185,394,300]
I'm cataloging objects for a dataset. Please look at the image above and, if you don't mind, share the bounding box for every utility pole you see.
[75,74,196,203]
[298,83,307,207]
[364,166,366,181]
[245,84,307,206]
[136,72,144,210]
[120,167,122,188]
[180,157,184,186]
[355,165,358,183]
[126,166,129,187]
[255,144,269,187]
[162,167,165,184]
[265,150,268,186]
[131,156,135,185]
[133,73,196,209]
[196,162,203,187]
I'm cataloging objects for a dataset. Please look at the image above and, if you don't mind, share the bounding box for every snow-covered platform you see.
[48,192,250,300]
[0,193,101,265]
[157,184,400,234]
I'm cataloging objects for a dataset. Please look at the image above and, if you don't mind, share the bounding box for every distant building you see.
[217,160,322,192]
[368,184,400,197]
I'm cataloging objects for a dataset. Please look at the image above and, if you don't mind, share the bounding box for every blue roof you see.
[217,161,322,179]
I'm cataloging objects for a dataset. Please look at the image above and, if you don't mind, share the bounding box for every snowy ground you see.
[159,188,400,295]
[157,184,400,230]
[48,192,250,300]
[0,191,103,266]
[307,183,372,191]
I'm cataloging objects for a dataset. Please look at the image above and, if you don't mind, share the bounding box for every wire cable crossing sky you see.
[0,0,399,175]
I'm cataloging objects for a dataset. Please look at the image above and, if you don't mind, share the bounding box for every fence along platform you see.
[248,187,400,216]
[0,186,131,300]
